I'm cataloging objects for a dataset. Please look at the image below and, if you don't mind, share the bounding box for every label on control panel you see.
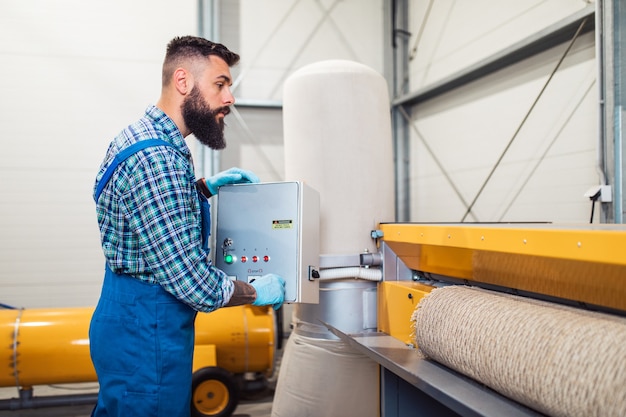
[272,220,293,230]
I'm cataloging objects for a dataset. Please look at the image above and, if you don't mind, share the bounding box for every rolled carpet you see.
[412,286,626,417]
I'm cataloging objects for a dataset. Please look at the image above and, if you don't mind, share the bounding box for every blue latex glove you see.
[250,274,286,310]
[205,167,260,195]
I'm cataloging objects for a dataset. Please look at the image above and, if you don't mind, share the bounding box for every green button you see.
[224,254,234,264]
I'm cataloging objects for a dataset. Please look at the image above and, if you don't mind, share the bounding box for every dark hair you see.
[162,36,240,85]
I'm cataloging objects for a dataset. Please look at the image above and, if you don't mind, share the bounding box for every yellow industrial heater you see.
[0,305,276,417]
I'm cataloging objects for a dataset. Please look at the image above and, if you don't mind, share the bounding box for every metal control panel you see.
[215,182,320,304]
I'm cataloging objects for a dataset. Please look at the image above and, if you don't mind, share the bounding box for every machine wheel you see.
[191,367,239,417]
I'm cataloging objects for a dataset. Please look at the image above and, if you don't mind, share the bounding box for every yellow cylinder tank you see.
[0,305,274,389]
[0,307,94,388]
[195,305,276,374]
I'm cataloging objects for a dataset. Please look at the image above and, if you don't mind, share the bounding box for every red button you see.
[252,256,258,262]
[241,256,247,263]
[263,256,270,262]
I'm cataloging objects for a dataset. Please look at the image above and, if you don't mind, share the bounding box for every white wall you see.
[236,0,385,101]
[408,0,591,88]
[405,1,600,223]
[0,0,198,308]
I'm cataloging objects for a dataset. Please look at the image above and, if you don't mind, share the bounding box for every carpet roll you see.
[412,286,626,417]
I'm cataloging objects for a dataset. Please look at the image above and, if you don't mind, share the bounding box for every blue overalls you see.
[90,140,211,417]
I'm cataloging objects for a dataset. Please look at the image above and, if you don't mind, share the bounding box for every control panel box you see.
[215,182,320,304]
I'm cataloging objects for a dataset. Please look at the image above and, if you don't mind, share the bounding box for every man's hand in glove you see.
[251,274,286,310]
[205,167,260,195]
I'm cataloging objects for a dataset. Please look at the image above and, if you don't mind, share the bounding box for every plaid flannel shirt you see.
[94,105,233,312]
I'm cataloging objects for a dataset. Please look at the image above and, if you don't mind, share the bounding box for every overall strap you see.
[94,139,175,202]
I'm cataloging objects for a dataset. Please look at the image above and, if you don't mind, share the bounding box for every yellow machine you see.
[0,305,275,417]
[329,223,626,417]
[380,223,626,311]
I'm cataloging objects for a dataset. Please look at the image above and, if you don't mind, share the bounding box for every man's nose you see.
[223,87,235,105]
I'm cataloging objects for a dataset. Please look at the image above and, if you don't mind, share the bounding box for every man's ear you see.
[173,67,192,95]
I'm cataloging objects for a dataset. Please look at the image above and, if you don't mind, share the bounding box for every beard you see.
[181,86,230,150]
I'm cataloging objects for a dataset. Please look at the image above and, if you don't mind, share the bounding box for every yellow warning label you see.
[272,220,293,230]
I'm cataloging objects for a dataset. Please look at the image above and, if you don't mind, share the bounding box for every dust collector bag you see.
[271,331,378,417]
[412,286,626,417]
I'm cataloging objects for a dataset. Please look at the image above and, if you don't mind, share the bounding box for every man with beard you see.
[89,36,285,417]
